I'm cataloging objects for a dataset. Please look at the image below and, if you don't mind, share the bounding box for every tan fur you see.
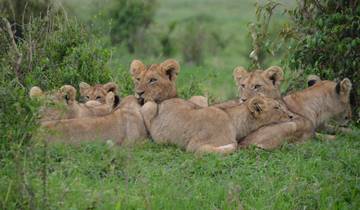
[307,75,352,131]
[212,99,241,109]
[285,80,352,128]
[141,95,293,155]
[130,59,179,104]
[79,82,119,104]
[30,85,115,121]
[41,96,148,145]
[240,79,352,149]
[134,59,293,154]
[233,66,283,102]
[188,95,208,107]
[130,59,207,106]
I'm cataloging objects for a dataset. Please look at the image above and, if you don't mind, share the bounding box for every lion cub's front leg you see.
[140,101,158,130]
[239,117,314,150]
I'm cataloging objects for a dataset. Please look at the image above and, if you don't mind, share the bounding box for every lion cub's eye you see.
[136,78,141,81]
[240,84,245,88]
[96,96,102,100]
[149,78,157,84]
[254,84,262,89]
[85,96,90,100]
[274,106,280,110]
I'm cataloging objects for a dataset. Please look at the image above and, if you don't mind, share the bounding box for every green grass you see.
[1,130,359,209]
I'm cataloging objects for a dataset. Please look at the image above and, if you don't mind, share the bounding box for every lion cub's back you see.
[151,98,235,147]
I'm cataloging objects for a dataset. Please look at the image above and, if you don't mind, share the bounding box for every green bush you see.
[247,1,283,69]
[159,22,178,57]
[0,12,115,208]
[248,1,359,122]
[107,0,157,53]
[180,17,208,65]
[0,13,113,147]
[0,44,40,210]
[1,16,112,90]
[285,0,360,121]
[0,0,55,38]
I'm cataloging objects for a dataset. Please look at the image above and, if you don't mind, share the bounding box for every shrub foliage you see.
[0,11,113,208]
[107,0,157,53]
[286,0,360,120]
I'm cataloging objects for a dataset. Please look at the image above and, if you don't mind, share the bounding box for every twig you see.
[22,2,29,33]
[42,140,49,209]
[313,0,325,13]
[28,16,33,72]
[2,18,23,81]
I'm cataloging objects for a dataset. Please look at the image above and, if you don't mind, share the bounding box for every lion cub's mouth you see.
[137,97,145,105]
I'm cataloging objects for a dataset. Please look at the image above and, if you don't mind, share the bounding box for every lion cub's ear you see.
[307,75,321,87]
[29,86,44,99]
[79,82,91,96]
[233,66,248,85]
[130,59,145,78]
[336,78,352,103]
[105,91,115,106]
[103,82,118,94]
[105,91,120,108]
[247,96,266,118]
[60,85,77,105]
[161,59,180,81]
[263,66,284,87]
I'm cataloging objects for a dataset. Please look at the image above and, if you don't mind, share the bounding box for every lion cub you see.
[131,59,293,154]
[211,65,284,108]
[30,85,116,121]
[79,81,120,105]
[240,78,353,149]
[233,66,284,102]
[41,95,148,145]
[141,95,293,154]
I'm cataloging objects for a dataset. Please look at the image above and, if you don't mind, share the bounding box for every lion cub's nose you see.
[240,98,247,103]
[137,91,145,97]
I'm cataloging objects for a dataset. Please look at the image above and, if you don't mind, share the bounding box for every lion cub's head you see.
[130,59,180,105]
[79,82,118,102]
[233,66,284,102]
[30,85,77,104]
[247,95,293,123]
[79,82,120,108]
[306,75,352,125]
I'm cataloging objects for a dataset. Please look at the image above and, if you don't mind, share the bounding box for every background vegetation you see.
[0,0,359,209]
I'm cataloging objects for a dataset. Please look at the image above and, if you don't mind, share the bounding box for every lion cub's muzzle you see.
[136,91,145,105]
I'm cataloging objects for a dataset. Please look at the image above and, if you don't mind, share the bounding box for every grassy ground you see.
[1,131,359,209]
